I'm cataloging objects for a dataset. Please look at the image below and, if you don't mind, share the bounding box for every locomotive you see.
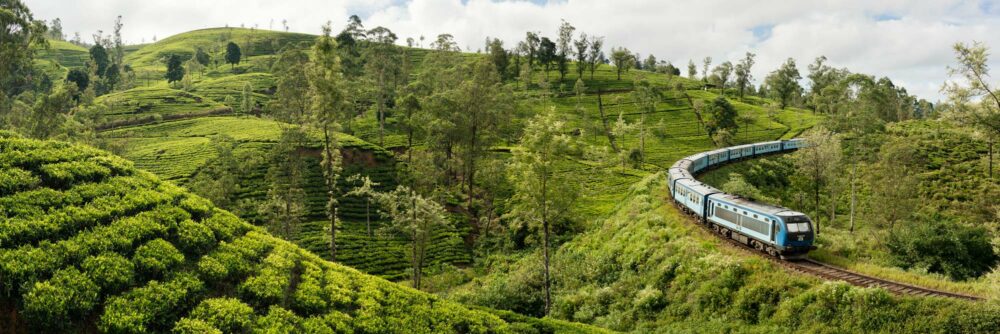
[668,139,815,259]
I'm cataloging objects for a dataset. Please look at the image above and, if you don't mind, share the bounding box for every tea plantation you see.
[0,132,609,333]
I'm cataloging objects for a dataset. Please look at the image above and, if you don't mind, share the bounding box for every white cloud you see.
[24,0,1000,101]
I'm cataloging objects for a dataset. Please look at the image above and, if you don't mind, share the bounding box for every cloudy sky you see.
[24,0,1000,101]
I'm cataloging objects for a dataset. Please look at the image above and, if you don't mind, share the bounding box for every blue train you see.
[668,139,815,259]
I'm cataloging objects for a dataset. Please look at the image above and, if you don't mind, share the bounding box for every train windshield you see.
[784,216,811,233]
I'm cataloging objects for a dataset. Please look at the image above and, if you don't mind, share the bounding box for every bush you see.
[254,306,303,333]
[172,318,222,334]
[82,252,135,293]
[99,273,205,333]
[188,298,254,333]
[22,267,100,330]
[176,219,216,256]
[887,216,999,280]
[0,167,40,196]
[133,238,185,277]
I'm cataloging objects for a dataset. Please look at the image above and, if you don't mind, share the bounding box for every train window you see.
[787,223,800,233]
[797,223,810,232]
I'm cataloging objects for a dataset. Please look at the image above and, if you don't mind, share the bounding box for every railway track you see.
[682,207,983,301]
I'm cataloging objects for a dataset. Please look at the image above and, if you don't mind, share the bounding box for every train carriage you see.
[672,179,720,217]
[688,153,709,173]
[668,168,692,193]
[753,140,783,155]
[728,144,755,160]
[782,138,806,150]
[706,149,731,167]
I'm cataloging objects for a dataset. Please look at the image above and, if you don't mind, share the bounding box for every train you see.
[668,139,815,259]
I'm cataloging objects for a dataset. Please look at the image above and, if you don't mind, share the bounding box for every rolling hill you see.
[0,132,608,333]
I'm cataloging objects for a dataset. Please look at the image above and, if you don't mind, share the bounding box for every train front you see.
[777,213,816,258]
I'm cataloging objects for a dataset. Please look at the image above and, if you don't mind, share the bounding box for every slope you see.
[0,132,608,333]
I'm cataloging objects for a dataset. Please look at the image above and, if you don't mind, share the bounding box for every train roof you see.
[706,148,729,156]
[687,152,708,161]
[709,193,804,216]
[729,144,754,150]
[675,179,721,194]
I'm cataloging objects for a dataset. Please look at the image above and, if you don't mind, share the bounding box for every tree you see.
[112,15,124,67]
[705,96,738,146]
[643,54,657,72]
[29,82,76,139]
[507,108,579,316]
[734,52,756,99]
[632,77,660,163]
[307,22,347,261]
[586,37,604,80]
[688,60,697,79]
[240,82,254,114]
[89,44,110,77]
[610,47,634,80]
[364,26,403,147]
[943,42,1000,180]
[104,63,120,91]
[164,54,185,83]
[270,46,311,123]
[363,185,452,290]
[260,127,308,238]
[225,42,242,70]
[336,15,366,78]
[702,57,712,84]
[764,58,802,109]
[187,135,241,210]
[573,33,588,79]
[537,37,557,80]
[195,47,211,67]
[48,17,64,40]
[185,56,204,79]
[791,126,841,235]
[712,61,734,96]
[0,0,47,98]
[524,31,540,69]
[487,38,511,81]
[66,69,89,92]
[556,20,575,82]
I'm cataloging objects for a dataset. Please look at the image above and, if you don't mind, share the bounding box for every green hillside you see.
[0,132,609,333]
[102,116,472,280]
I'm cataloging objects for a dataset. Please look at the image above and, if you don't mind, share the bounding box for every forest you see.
[1,0,1000,332]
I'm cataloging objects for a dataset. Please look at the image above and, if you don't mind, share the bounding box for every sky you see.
[24,0,1000,101]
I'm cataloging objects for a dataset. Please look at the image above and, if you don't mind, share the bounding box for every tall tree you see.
[556,20,575,82]
[705,96,738,146]
[270,46,311,123]
[164,54,184,83]
[712,61,733,96]
[610,47,634,80]
[240,82,254,114]
[586,36,604,80]
[537,37,557,80]
[47,17,64,40]
[702,57,712,85]
[89,44,110,77]
[0,0,48,98]
[225,42,242,70]
[260,127,308,238]
[507,109,579,316]
[791,126,841,235]
[764,58,802,109]
[364,185,451,290]
[524,31,540,69]
[112,15,124,67]
[688,60,697,79]
[364,26,403,147]
[734,52,756,99]
[573,33,588,79]
[944,42,1000,179]
[487,38,511,81]
[632,77,660,163]
[307,22,347,261]
[643,54,657,72]
[187,135,241,210]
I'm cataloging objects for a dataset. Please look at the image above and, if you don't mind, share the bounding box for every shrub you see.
[22,267,100,330]
[133,238,185,277]
[0,167,40,196]
[172,318,222,334]
[37,160,112,188]
[887,216,999,280]
[82,252,135,293]
[176,219,216,256]
[254,306,304,333]
[99,273,205,333]
[188,298,254,333]
[179,195,213,219]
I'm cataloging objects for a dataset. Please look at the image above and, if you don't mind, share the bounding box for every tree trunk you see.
[323,127,338,261]
[468,124,478,233]
[541,170,551,316]
[597,91,619,153]
[990,138,994,180]
[412,230,419,289]
[849,161,857,233]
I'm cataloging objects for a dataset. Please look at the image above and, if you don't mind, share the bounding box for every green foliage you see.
[887,216,999,280]
[226,42,242,68]
[188,297,255,333]
[22,267,99,330]
[99,273,206,333]
[172,318,222,334]
[176,219,217,255]
[82,252,135,292]
[133,238,185,277]
[165,54,186,83]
